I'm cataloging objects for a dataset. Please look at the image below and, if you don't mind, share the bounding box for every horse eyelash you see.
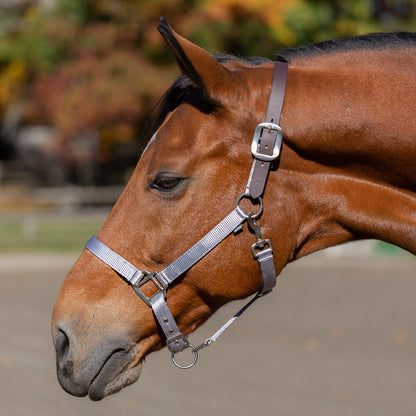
[150,175,185,193]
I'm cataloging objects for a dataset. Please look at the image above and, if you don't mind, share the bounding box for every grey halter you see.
[85,61,288,369]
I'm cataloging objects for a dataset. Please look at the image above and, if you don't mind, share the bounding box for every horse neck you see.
[277,49,416,258]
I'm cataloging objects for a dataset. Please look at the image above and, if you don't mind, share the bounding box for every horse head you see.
[51,20,416,401]
[52,20,298,400]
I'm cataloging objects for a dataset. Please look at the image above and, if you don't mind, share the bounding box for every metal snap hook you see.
[171,343,199,369]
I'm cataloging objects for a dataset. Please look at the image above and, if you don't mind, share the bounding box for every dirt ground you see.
[0,251,415,416]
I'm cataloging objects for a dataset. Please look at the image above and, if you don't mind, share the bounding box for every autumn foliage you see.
[0,0,414,183]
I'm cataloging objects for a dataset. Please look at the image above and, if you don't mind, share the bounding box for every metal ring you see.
[236,193,263,220]
[171,343,199,369]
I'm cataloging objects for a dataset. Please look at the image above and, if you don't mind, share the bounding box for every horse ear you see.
[158,17,231,101]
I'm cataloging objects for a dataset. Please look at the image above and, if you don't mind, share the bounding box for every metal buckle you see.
[251,122,282,162]
[251,239,272,259]
[133,271,167,307]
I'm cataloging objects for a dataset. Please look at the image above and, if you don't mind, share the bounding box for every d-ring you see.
[171,343,199,369]
[236,193,263,220]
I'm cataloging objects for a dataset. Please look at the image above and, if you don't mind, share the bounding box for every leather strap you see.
[246,61,288,199]
[85,236,142,283]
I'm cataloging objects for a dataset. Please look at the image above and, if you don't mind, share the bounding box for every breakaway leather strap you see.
[246,61,288,199]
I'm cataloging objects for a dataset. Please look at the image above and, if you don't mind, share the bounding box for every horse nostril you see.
[54,327,70,365]
[53,323,87,396]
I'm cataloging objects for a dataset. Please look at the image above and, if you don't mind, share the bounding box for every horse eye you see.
[150,175,184,192]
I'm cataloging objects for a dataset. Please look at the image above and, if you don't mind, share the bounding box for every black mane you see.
[279,31,416,61]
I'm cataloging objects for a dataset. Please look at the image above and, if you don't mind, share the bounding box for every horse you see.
[52,18,416,401]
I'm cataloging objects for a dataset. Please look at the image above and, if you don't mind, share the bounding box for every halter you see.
[85,61,288,369]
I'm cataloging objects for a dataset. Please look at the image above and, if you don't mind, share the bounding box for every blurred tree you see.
[0,0,414,184]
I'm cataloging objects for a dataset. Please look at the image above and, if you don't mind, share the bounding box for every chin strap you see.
[85,60,288,368]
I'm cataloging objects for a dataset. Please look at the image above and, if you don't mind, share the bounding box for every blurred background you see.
[0,0,415,251]
[0,1,415,415]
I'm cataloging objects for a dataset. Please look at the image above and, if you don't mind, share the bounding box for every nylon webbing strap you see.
[158,207,246,284]
[85,236,143,284]
[85,206,247,353]
[85,237,187,352]
[150,292,188,352]
[152,206,247,352]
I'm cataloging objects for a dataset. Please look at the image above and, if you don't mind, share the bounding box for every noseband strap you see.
[86,206,247,353]
[85,61,288,366]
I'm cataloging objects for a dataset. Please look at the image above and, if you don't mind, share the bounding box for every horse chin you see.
[87,354,143,401]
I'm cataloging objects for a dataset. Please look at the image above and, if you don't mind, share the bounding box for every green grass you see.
[374,241,411,257]
[0,218,412,256]
[0,220,103,252]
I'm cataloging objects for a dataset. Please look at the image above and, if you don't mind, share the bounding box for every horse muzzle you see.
[52,321,143,400]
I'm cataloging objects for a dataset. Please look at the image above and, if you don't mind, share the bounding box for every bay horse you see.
[52,18,416,401]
